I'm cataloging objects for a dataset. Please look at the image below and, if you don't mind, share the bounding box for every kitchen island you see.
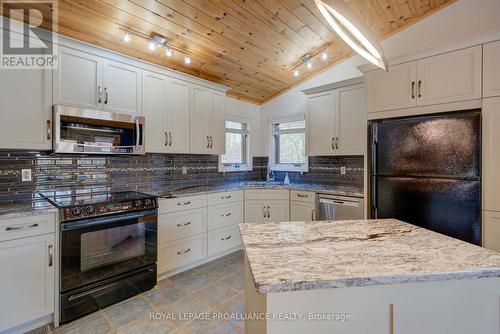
[240,219,500,334]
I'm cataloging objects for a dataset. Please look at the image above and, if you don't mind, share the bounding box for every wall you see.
[259,0,500,154]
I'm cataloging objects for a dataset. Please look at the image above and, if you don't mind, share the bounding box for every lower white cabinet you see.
[158,208,207,244]
[245,199,290,223]
[0,233,55,332]
[208,202,243,230]
[483,211,500,253]
[290,201,316,222]
[158,234,207,274]
[208,225,242,256]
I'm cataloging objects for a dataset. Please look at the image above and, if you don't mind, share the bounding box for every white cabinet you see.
[190,85,225,154]
[366,46,482,113]
[0,223,55,332]
[483,211,500,253]
[208,225,242,256]
[484,40,500,98]
[290,190,316,222]
[366,62,417,113]
[159,208,207,243]
[482,97,500,212]
[54,46,142,115]
[305,83,365,156]
[245,199,290,223]
[416,46,481,106]
[168,78,190,153]
[158,234,207,274]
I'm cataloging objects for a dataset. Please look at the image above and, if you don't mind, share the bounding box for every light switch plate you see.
[21,169,32,182]
[340,167,347,175]
[182,166,188,175]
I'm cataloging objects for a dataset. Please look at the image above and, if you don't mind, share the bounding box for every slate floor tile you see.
[103,295,154,328]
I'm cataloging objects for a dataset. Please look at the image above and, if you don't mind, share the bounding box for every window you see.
[271,116,308,172]
[220,120,251,172]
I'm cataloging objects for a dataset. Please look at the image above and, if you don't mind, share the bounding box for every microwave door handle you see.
[135,119,140,151]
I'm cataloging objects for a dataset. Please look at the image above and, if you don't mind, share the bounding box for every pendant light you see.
[314,0,388,71]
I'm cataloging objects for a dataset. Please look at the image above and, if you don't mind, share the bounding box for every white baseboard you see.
[2,314,53,334]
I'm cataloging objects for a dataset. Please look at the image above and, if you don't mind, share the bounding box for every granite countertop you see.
[0,198,57,220]
[239,219,500,294]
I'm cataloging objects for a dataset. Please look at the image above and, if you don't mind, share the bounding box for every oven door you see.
[53,105,145,155]
[60,209,157,292]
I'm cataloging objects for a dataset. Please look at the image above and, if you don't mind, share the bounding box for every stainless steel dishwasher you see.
[317,194,364,220]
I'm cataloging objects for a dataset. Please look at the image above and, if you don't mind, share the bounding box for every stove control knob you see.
[144,199,152,207]
[85,206,96,215]
[72,207,82,217]
[134,200,143,208]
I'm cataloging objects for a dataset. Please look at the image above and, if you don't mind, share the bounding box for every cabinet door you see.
[365,62,417,113]
[482,97,500,212]
[416,46,482,106]
[290,201,315,222]
[54,46,102,109]
[0,234,55,332]
[168,78,190,153]
[484,40,500,98]
[268,200,290,223]
[0,67,52,150]
[190,85,211,154]
[102,59,142,115]
[306,91,337,156]
[483,211,500,252]
[244,200,268,223]
[336,85,365,155]
[142,71,168,153]
[210,91,226,155]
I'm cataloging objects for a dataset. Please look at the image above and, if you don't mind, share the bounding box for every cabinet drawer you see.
[159,208,207,243]
[208,225,242,256]
[159,195,207,214]
[158,234,207,274]
[290,190,315,203]
[244,189,289,200]
[208,202,243,230]
[0,213,55,242]
[207,190,243,206]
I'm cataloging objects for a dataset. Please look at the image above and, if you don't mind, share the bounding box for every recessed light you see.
[165,48,174,57]
[184,55,192,65]
[123,32,131,43]
[321,50,328,60]
[148,40,156,51]
[293,70,300,77]
[307,61,313,69]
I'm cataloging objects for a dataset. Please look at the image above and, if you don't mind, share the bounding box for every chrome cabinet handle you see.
[98,86,102,103]
[104,87,109,104]
[331,137,335,150]
[266,206,270,218]
[209,136,213,148]
[311,209,315,221]
[177,222,191,227]
[207,136,210,148]
[48,244,53,267]
[177,201,192,206]
[263,206,266,218]
[221,212,232,217]
[165,131,168,146]
[46,120,51,140]
[177,248,191,255]
[169,132,172,147]
[418,80,422,98]
[221,195,232,199]
[297,194,309,198]
[335,137,339,150]
[221,235,232,241]
[411,81,415,99]
[6,223,39,231]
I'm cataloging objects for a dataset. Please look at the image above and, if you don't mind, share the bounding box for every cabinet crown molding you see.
[302,77,364,95]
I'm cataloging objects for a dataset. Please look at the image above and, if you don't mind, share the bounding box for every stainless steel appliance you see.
[370,110,481,245]
[42,191,157,324]
[53,105,145,154]
[317,194,364,220]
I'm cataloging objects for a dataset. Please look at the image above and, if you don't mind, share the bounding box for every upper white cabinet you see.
[366,46,482,113]
[305,82,365,156]
[482,96,500,212]
[54,46,142,115]
[190,85,225,155]
[168,78,191,153]
[416,46,482,106]
[484,40,500,98]
[366,62,417,113]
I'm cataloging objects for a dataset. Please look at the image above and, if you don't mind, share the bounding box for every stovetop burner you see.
[40,191,157,221]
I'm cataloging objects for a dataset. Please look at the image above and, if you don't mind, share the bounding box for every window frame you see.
[270,115,308,172]
[219,117,252,172]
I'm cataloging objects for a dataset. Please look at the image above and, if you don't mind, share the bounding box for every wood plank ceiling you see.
[3,0,456,104]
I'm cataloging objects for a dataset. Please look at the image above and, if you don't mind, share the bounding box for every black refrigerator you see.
[370,110,481,245]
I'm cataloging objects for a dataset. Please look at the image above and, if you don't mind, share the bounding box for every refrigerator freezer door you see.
[375,111,480,178]
[374,176,480,245]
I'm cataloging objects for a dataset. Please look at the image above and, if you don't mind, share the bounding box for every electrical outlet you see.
[340,167,347,175]
[182,166,188,175]
[21,169,32,182]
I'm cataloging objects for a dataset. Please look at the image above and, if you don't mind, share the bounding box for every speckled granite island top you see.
[239,219,500,293]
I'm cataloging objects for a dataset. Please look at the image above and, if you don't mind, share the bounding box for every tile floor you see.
[29,250,245,334]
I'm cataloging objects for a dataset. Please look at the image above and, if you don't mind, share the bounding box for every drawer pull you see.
[48,244,53,267]
[177,248,191,255]
[5,223,39,231]
[297,194,309,198]
[177,201,192,206]
[177,222,192,227]
[221,235,232,241]
[221,212,232,217]
[221,195,232,199]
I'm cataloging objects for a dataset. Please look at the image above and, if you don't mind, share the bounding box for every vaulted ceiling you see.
[3,0,456,104]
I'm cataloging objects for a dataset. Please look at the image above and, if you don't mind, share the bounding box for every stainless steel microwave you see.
[53,105,145,155]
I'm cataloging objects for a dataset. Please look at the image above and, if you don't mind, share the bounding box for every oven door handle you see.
[61,209,157,231]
